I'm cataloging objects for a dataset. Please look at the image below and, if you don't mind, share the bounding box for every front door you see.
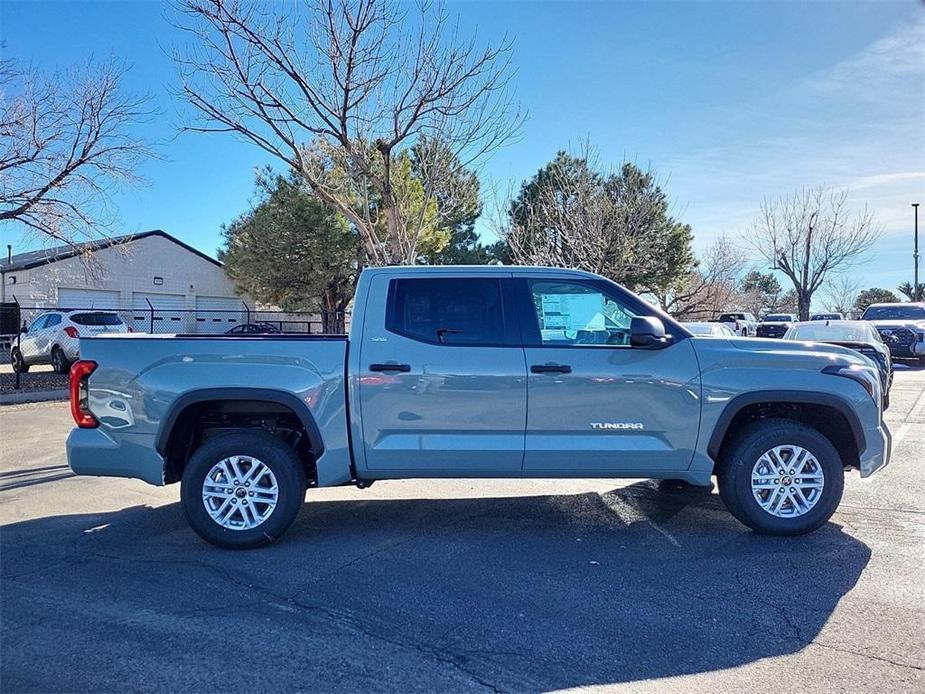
[19,314,49,361]
[519,277,701,474]
[356,274,527,474]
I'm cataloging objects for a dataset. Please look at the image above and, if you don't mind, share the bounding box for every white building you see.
[1,230,247,333]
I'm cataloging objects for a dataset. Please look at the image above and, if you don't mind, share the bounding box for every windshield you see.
[786,322,877,343]
[764,314,792,322]
[811,314,841,321]
[862,305,925,321]
[70,312,122,326]
[718,314,742,321]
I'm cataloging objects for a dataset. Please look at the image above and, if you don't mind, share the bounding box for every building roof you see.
[0,230,222,273]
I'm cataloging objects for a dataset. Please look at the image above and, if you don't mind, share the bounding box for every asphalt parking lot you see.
[1,369,923,693]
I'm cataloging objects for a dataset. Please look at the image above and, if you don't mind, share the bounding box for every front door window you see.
[529,281,637,347]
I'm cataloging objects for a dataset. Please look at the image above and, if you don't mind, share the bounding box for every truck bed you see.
[72,334,353,487]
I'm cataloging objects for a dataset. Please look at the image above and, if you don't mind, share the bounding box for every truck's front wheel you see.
[181,431,307,549]
[717,419,844,535]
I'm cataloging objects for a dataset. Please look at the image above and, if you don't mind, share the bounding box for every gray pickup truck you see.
[67,266,891,548]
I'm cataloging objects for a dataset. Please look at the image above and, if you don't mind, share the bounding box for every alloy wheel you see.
[201,456,279,530]
[750,444,825,518]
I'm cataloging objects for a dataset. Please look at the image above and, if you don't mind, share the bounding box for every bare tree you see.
[749,186,880,320]
[0,58,153,251]
[658,236,745,320]
[173,0,522,265]
[821,274,862,316]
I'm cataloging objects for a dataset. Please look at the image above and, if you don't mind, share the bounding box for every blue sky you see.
[2,0,924,294]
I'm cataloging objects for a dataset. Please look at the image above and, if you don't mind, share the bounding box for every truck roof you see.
[359,265,604,280]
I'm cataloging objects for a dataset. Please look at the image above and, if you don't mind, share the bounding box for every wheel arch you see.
[708,390,866,469]
[155,387,325,481]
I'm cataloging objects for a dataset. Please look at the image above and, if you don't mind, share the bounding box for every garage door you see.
[58,288,121,310]
[195,296,245,334]
[132,292,187,334]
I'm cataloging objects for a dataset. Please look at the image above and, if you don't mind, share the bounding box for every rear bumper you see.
[859,419,891,478]
[66,428,166,486]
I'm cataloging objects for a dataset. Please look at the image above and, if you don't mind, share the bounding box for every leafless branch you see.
[748,186,880,319]
[173,0,523,264]
[0,57,155,254]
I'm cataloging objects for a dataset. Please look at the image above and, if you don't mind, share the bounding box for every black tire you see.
[181,430,307,549]
[717,419,844,536]
[11,348,29,373]
[740,328,748,337]
[51,346,70,374]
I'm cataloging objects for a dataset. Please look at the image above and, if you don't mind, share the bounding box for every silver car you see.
[11,310,129,374]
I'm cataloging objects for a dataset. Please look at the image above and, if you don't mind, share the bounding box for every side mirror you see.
[630,316,668,349]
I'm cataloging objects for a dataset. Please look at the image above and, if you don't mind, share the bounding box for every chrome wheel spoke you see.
[202,455,279,531]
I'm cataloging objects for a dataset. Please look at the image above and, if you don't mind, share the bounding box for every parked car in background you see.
[860,303,925,367]
[715,312,758,336]
[225,322,282,335]
[66,265,891,548]
[784,320,892,408]
[11,310,129,374]
[756,313,797,339]
[811,313,844,321]
[682,322,736,337]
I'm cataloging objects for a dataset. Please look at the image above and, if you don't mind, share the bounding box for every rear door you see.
[517,276,701,474]
[356,274,527,473]
[35,313,62,358]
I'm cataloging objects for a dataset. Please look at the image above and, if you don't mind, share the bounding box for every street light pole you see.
[914,203,920,300]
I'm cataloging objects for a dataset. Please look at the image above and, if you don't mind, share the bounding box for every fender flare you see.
[155,387,325,458]
[706,390,866,460]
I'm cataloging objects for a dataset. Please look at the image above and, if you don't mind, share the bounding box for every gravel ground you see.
[0,369,67,395]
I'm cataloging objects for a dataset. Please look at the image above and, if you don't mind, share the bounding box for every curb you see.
[0,389,69,406]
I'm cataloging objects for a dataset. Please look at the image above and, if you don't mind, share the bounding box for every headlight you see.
[822,363,881,403]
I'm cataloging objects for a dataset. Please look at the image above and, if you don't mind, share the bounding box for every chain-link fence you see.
[3,300,349,343]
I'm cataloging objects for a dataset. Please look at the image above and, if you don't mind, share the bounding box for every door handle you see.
[530,363,572,374]
[369,363,411,373]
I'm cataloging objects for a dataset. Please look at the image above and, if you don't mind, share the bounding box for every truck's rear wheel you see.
[717,419,844,535]
[181,431,307,549]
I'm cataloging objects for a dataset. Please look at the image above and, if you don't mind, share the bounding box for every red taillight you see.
[64,326,79,338]
[69,360,98,428]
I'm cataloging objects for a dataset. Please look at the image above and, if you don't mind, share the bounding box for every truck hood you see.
[727,337,868,365]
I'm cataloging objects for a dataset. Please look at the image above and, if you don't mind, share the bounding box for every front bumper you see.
[67,427,166,486]
[859,419,891,478]
[756,327,787,338]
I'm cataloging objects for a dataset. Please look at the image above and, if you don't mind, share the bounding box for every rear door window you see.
[387,278,509,346]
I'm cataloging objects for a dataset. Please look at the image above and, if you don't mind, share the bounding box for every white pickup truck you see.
[716,312,758,337]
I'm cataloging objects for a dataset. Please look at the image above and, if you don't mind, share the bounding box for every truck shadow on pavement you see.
[1,481,871,692]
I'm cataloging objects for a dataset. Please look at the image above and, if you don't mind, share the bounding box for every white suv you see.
[11,310,129,374]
